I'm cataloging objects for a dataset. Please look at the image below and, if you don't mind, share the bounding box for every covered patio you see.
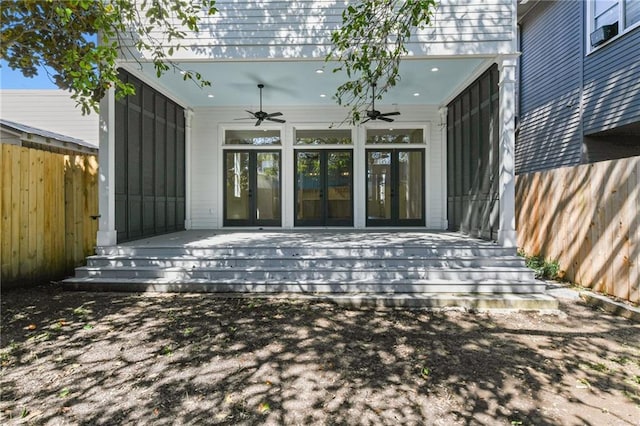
[95,0,519,248]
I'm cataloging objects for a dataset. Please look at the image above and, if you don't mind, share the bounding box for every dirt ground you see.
[1,284,639,426]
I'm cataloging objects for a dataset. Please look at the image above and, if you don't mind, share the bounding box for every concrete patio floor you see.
[115,230,501,249]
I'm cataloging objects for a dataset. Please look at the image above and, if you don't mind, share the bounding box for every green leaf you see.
[326,0,436,124]
[1,0,218,113]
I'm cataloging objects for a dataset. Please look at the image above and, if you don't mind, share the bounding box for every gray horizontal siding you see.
[516,0,583,173]
[583,27,640,134]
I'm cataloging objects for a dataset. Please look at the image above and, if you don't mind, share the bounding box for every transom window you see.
[366,128,424,145]
[588,0,640,52]
[295,129,352,145]
[225,129,281,145]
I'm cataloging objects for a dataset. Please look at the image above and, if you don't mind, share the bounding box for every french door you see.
[366,149,425,226]
[295,150,353,226]
[224,150,281,226]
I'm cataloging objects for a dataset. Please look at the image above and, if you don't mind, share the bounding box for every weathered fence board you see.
[517,156,640,304]
[0,144,98,287]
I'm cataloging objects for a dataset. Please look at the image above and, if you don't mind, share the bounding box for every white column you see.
[353,125,365,228]
[97,88,117,246]
[281,123,293,229]
[439,106,449,230]
[184,108,194,230]
[497,56,518,248]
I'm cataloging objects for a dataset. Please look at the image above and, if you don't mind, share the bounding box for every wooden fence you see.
[1,144,98,288]
[516,156,639,304]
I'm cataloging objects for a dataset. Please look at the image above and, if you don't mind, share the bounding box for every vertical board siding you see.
[0,144,98,288]
[583,27,640,134]
[517,0,583,174]
[516,156,640,304]
[447,64,499,240]
[115,70,186,243]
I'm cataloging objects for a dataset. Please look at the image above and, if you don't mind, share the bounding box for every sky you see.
[0,59,58,89]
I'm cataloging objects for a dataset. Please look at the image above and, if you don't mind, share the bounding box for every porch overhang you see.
[118,57,494,111]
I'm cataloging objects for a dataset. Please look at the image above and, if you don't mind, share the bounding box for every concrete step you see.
[62,277,547,294]
[74,265,536,281]
[85,255,528,269]
[95,245,517,258]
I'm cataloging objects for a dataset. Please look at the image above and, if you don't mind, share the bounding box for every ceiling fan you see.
[362,82,401,123]
[235,84,286,126]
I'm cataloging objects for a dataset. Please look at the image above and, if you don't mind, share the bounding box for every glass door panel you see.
[256,152,281,222]
[295,150,353,226]
[398,151,424,220]
[327,151,353,222]
[366,151,392,221]
[295,151,322,224]
[224,150,281,226]
[366,149,424,226]
[225,152,250,221]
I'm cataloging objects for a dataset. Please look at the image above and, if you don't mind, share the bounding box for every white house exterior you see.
[96,0,519,248]
[0,90,99,148]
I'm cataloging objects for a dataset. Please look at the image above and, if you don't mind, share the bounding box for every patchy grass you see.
[518,250,561,280]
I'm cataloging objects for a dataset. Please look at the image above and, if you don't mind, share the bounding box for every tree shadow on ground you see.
[1,284,639,425]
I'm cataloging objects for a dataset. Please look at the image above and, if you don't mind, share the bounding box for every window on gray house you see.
[625,0,640,28]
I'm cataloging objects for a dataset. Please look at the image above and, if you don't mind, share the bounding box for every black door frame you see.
[294,149,354,227]
[366,148,425,227]
[223,149,282,227]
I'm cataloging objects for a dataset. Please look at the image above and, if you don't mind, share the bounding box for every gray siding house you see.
[516,0,640,174]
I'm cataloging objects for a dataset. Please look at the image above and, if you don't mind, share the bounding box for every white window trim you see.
[586,0,640,54]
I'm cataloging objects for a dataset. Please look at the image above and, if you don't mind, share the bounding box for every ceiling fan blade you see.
[361,118,371,124]
[266,112,283,118]
[380,111,401,117]
[234,117,255,120]
[266,117,286,123]
[255,119,263,126]
[245,110,257,116]
[378,116,395,122]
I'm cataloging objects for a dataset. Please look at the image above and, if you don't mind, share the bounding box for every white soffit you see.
[125,57,488,108]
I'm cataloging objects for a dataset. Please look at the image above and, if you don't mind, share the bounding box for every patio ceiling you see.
[125,57,489,109]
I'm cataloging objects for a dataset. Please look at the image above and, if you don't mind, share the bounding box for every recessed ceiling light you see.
[180,70,186,75]
[207,94,215,98]
[431,67,439,72]
[413,92,420,97]
[315,69,324,74]
[320,93,327,98]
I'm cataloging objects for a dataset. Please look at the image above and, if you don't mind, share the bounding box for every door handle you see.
[248,189,253,197]
[319,190,324,199]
